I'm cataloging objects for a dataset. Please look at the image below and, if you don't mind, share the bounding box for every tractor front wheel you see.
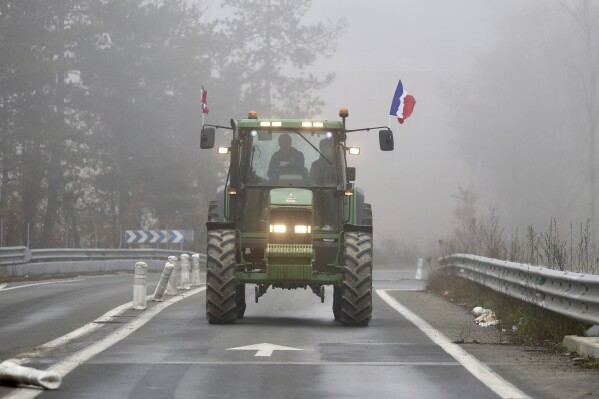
[206,229,237,324]
[340,232,373,326]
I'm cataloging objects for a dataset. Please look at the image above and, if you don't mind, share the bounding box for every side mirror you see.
[200,126,215,149]
[379,129,394,151]
[346,167,356,182]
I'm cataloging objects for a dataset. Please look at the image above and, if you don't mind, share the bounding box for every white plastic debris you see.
[0,360,61,390]
[472,306,485,317]
[474,309,499,327]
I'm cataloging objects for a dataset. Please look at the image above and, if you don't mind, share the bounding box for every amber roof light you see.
[339,108,349,118]
[248,111,258,119]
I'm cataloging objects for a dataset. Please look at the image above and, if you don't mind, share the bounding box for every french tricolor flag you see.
[389,80,416,124]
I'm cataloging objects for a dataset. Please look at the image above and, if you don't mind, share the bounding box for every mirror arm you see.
[203,123,233,131]
[344,126,390,133]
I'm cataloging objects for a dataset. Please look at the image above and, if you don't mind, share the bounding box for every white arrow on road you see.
[227,343,302,357]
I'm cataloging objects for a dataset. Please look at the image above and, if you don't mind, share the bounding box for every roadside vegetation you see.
[426,184,597,354]
[439,185,599,274]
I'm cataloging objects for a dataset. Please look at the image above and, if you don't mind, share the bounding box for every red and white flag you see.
[201,86,209,114]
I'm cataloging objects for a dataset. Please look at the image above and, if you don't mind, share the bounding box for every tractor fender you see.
[355,186,365,225]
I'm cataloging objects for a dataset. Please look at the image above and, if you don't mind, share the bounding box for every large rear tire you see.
[341,232,373,326]
[206,229,237,324]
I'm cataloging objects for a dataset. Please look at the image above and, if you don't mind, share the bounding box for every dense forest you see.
[0,0,344,249]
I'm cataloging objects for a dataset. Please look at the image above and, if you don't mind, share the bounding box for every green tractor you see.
[200,108,394,326]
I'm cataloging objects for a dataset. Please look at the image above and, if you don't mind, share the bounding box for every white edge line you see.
[0,283,7,291]
[5,286,205,399]
[0,279,84,292]
[376,289,531,399]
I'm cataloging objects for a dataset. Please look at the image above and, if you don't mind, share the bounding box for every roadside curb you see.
[563,336,599,358]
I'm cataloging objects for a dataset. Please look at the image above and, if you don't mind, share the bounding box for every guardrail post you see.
[0,360,62,390]
[132,261,148,310]
[191,253,201,286]
[179,254,191,290]
[166,255,179,295]
[152,261,175,302]
[415,258,423,280]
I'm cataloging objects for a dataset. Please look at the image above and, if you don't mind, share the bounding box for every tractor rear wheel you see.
[340,232,373,326]
[206,229,237,324]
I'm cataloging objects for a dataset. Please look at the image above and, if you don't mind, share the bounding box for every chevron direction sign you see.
[124,230,192,244]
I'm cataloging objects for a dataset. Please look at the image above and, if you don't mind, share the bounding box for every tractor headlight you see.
[294,225,311,234]
[270,224,286,233]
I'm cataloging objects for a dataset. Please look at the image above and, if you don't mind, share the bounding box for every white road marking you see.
[0,283,7,291]
[5,286,205,399]
[16,300,138,358]
[0,279,83,292]
[227,343,303,357]
[376,289,531,399]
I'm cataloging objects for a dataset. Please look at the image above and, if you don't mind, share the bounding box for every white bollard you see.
[179,254,191,290]
[0,360,62,390]
[166,255,179,296]
[415,258,423,280]
[132,262,148,310]
[152,262,175,302]
[191,253,201,286]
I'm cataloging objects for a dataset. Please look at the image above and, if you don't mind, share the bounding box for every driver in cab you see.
[267,133,305,183]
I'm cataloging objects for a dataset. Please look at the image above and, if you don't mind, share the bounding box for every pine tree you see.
[219,0,345,117]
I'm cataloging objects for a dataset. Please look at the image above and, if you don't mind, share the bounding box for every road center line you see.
[376,289,531,399]
[5,286,205,399]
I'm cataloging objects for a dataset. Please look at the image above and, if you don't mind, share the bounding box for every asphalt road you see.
[0,268,530,398]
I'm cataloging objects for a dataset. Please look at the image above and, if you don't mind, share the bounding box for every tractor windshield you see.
[244,130,339,187]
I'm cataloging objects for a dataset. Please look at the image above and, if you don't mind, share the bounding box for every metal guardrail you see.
[0,247,206,266]
[439,254,599,325]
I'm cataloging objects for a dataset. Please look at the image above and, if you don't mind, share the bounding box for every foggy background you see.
[0,0,597,265]
[305,1,598,260]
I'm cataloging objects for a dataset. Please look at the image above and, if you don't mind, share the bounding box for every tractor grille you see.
[267,243,313,257]
[266,243,313,280]
[267,264,313,280]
